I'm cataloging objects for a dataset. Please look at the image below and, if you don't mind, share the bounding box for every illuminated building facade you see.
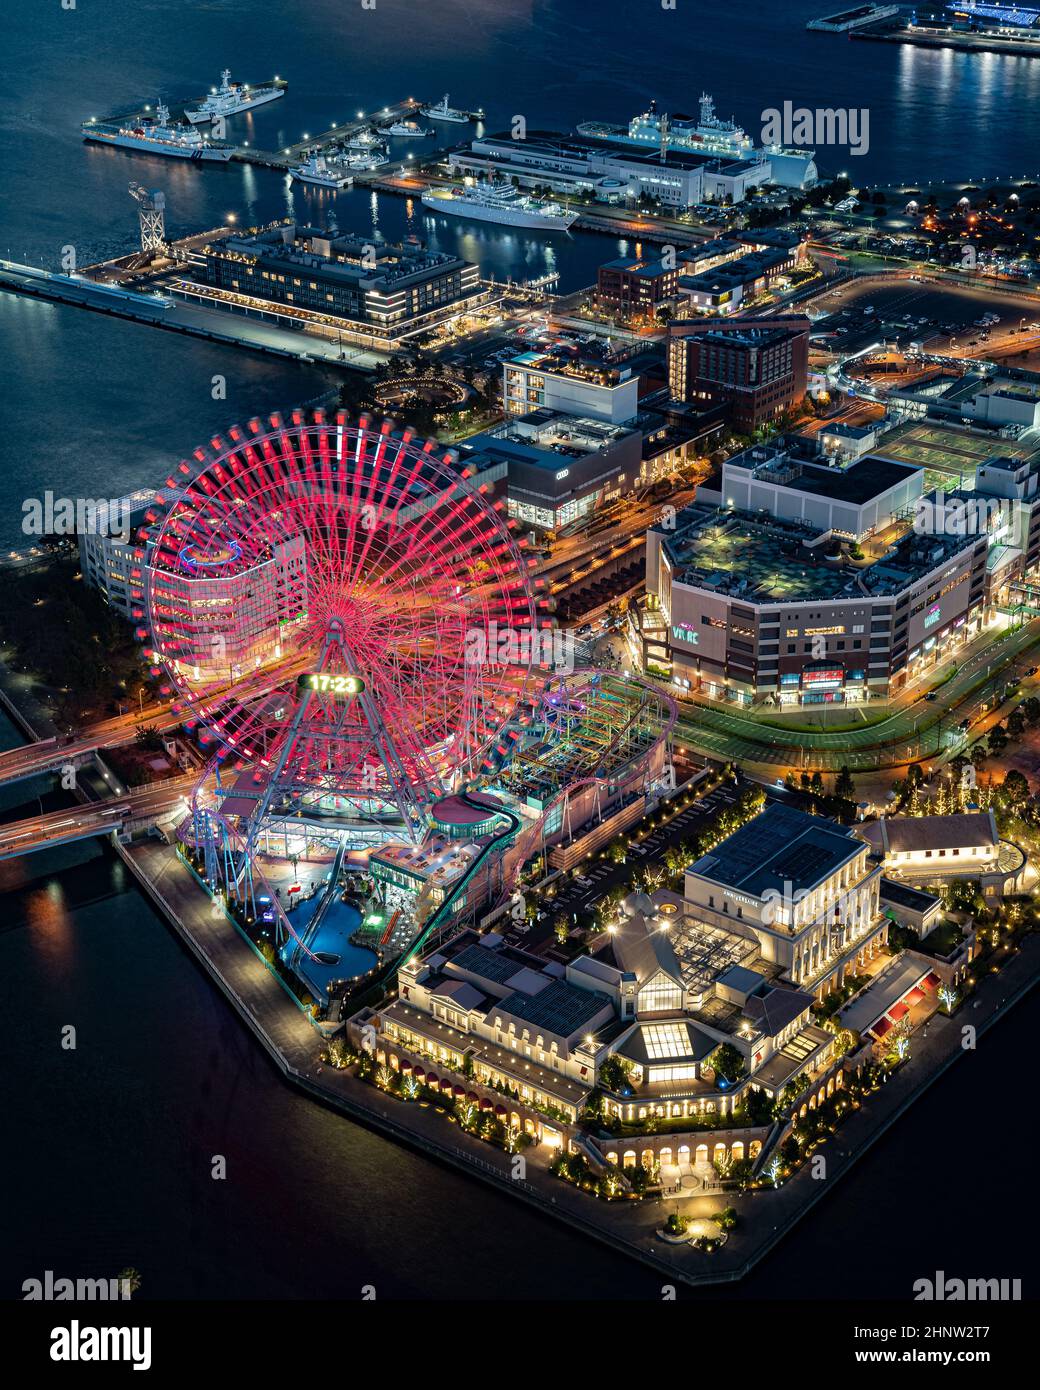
[194,223,484,347]
[667,316,809,430]
[502,351,640,424]
[151,534,307,680]
[646,501,989,705]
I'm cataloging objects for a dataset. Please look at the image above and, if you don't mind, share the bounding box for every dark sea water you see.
[2,0,1038,1300]
[4,1,1040,549]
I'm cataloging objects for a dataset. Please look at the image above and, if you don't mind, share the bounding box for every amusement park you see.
[139,408,676,1014]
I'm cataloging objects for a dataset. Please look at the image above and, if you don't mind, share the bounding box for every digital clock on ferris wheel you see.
[296,673,366,697]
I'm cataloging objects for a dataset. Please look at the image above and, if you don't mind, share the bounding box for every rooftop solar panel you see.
[497,978,608,1036]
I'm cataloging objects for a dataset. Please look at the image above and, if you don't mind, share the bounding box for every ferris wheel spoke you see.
[144,411,539,825]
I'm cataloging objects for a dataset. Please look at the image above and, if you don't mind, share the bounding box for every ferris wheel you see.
[141,410,540,833]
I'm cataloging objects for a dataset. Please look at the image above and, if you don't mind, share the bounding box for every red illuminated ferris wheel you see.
[141,409,540,832]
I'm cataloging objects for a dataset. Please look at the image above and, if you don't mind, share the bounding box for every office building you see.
[668,317,810,431]
[502,350,640,424]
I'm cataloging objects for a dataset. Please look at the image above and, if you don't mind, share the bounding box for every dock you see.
[806,5,899,31]
[0,258,387,373]
[82,91,483,174]
[369,167,708,245]
[233,96,422,170]
[855,25,1040,59]
[808,10,1040,58]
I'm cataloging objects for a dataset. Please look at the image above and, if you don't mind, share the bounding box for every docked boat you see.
[577,92,818,189]
[421,178,577,232]
[421,93,470,123]
[290,153,352,188]
[339,148,389,171]
[345,128,386,152]
[184,69,284,123]
[377,119,433,137]
[82,103,233,160]
[579,94,754,157]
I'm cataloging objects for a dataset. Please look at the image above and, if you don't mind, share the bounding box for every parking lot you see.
[506,776,760,957]
[810,275,1040,365]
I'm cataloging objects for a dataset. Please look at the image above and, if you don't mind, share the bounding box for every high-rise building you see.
[667,316,809,431]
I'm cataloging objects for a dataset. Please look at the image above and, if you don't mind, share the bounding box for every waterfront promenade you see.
[121,836,1040,1290]
[0,261,386,373]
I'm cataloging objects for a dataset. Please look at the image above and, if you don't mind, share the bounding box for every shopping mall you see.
[641,443,1040,707]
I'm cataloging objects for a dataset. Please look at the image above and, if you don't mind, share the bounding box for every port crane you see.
[127,183,166,265]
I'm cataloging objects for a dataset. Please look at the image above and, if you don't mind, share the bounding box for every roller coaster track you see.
[397,791,522,969]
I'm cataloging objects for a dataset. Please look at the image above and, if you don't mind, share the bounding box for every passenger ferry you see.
[422,178,577,231]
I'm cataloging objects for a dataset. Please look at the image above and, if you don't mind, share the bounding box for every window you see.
[638,975,684,1014]
[643,1023,690,1059]
[648,1063,699,1084]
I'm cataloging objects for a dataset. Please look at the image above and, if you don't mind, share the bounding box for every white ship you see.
[82,103,233,161]
[339,148,389,171]
[346,127,385,151]
[579,94,753,158]
[421,93,470,123]
[421,178,577,232]
[290,153,352,188]
[577,93,818,189]
[184,69,285,123]
[377,119,433,137]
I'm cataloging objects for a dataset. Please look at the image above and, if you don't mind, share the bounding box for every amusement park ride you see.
[136,408,674,995]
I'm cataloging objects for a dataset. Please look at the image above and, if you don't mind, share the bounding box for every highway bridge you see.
[0,705,180,790]
[0,778,193,860]
[0,658,311,791]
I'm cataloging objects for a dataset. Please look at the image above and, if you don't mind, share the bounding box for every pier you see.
[856,24,1040,58]
[806,5,899,31]
[808,10,1040,58]
[369,168,709,244]
[83,92,482,174]
[0,258,387,372]
[233,96,421,170]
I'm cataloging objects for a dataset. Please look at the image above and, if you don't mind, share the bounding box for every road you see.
[0,777,193,859]
[669,618,1040,772]
[0,650,314,788]
[0,702,180,788]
